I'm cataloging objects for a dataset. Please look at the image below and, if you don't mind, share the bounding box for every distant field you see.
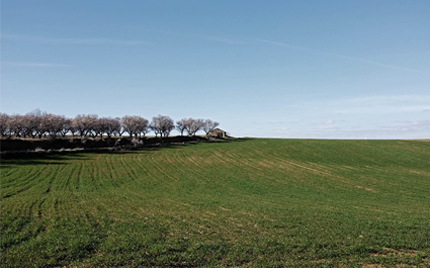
[1,139,429,267]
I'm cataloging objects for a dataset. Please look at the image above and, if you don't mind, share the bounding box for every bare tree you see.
[8,114,27,137]
[72,114,97,138]
[25,110,42,138]
[121,116,149,138]
[21,115,34,138]
[176,118,187,136]
[150,115,174,137]
[135,117,149,138]
[72,115,85,138]
[111,117,122,137]
[60,118,72,137]
[32,112,51,139]
[98,117,108,138]
[100,117,121,138]
[0,113,10,137]
[149,118,162,138]
[45,114,67,138]
[122,116,137,137]
[202,119,220,136]
[185,118,204,136]
[86,114,100,138]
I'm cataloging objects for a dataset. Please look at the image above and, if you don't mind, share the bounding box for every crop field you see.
[1,139,430,267]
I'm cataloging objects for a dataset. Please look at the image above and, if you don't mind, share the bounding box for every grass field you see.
[1,139,430,267]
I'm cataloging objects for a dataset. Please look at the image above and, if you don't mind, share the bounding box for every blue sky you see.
[1,0,429,138]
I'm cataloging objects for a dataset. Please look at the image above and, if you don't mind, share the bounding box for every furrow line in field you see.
[212,149,246,168]
[132,154,155,182]
[89,155,109,193]
[251,148,349,182]
[173,150,208,184]
[233,156,273,181]
[133,153,159,182]
[75,161,84,190]
[108,155,121,180]
[100,155,114,181]
[0,167,34,187]
[162,150,194,181]
[37,165,57,221]
[95,157,111,192]
[99,155,124,190]
[211,149,250,177]
[225,147,345,188]
[117,156,140,185]
[0,216,20,233]
[58,186,81,219]
[134,153,159,183]
[149,152,179,183]
[280,160,360,189]
[1,215,45,249]
[73,161,91,205]
[1,167,44,197]
[212,149,263,179]
[2,185,32,199]
[191,148,259,193]
[213,149,258,180]
[99,155,122,190]
[45,164,64,192]
[35,197,47,223]
[27,199,37,218]
[46,165,74,219]
[119,155,137,178]
[89,158,100,191]
[59,162,78,191]
[159,151,183,177]
[0,168,18,181]
[5,164,60,217]
[161,150,176,166]
[122,154,144,182]
[62,165,83,217]
[52,197,60,221]
[182,151,206,170]
[185,151,220,182]
[82,159,97,195]
[1,192,31,217]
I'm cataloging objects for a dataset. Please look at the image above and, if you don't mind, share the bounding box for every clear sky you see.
[1,0,429,139]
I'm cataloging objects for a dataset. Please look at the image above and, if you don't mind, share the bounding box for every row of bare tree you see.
[0,111,220,139]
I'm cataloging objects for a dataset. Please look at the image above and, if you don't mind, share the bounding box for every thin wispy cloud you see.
[331,120,430,138]
[3,62,71,67]
[292,95,430,115]
[267,119,430,139]
[266,94,430,138]
[2,34,149,46]
[205,36,244,45]
[256,38,426,75]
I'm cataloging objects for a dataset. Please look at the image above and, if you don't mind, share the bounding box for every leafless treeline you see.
[0,110,220,139]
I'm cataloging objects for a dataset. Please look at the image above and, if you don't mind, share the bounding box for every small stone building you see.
[208,128,227,138]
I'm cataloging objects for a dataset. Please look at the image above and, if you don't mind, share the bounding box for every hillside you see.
[1,139,429,267]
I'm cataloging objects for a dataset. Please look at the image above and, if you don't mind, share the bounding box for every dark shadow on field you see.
[0,137,248,166]
[0,151,91,166]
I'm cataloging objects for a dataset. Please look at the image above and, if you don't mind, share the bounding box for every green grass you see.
[1,139,430,267]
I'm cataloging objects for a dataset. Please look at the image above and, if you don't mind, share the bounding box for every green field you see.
[1,139,430,267]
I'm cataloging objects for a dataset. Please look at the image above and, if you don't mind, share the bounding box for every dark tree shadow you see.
[0,137,249,166]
